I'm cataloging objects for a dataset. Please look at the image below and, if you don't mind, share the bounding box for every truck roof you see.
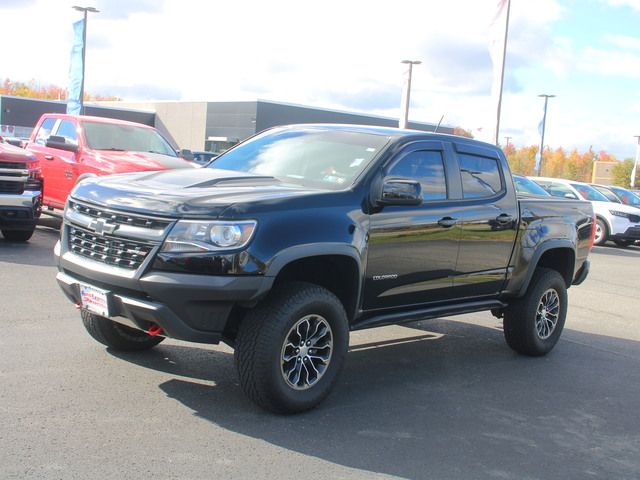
[37,113,155,129]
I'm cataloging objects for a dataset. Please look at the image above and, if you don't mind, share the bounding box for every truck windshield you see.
[208,128,389,189]
[82,121,177,157]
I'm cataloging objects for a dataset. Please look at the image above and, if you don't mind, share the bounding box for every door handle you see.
[437,217,457,228]
[495,213,515,225]
[44,155,54,161]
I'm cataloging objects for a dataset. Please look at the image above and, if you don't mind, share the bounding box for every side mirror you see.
[564,193,578,200]
[46,135,79,153]
[178,148,194,161]
[378,178,422,206]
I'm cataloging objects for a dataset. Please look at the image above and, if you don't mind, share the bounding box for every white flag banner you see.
[486,0,510,144]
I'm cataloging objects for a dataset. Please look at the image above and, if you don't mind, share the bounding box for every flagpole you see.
[494,0,511,145]
[632,136,640,188]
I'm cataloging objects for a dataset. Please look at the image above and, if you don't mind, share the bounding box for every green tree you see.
[611,159,638,188]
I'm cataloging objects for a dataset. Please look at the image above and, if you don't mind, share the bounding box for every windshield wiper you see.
[100,148,126,151]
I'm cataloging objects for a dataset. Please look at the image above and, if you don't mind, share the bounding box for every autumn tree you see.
[452,127,474,138]
[0,78,119,101]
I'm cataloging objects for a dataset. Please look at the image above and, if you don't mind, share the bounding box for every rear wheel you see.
[2,229,35,242]
[593,218,608,246]
[81,310,164,352]
[503,268,568,356]
[234,281,348,414]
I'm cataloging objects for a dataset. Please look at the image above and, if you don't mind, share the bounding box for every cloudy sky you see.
[1,0,639,158]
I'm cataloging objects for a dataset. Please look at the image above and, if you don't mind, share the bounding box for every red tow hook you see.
[147,325,164,336]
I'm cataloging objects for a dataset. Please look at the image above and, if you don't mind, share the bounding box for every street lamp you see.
[632,135,640,188]
[72,5,99,114]
[399,60,421,129]
[536,94,555,176]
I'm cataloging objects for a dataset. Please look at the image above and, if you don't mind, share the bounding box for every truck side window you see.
[459,153,502,198]
[55,120,79,145]
[34,118,57,145]
[388,150,447,201]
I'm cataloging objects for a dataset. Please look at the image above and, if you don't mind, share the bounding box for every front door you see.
[363,142,461,310]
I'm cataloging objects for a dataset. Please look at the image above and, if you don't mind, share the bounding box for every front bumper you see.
[56,246,274,344]
[611,226,640,241]
[0,190,41,230]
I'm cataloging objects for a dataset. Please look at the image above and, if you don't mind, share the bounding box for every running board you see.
[351,299,507,331]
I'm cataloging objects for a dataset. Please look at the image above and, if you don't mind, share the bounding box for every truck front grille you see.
[68,226,155,270]
[68,201,171,230]
[0,180,24,194]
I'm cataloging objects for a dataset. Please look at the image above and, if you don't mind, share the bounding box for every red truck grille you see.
[68,226,155,270]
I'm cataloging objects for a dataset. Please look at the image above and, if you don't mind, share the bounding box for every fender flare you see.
[266,243,364,318]
[516,239,575,297]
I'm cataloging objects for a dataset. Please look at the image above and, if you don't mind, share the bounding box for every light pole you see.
[536,94,555,176]
[72,5,99,114]
[504,136,512,147]
[399,60,421,129]
[632,136,640,188]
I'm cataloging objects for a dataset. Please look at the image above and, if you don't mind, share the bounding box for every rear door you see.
[450,142,518,298]
[363,141,462,310]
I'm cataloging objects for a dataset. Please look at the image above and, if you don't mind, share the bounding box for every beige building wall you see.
[98,101,207,151]
[591,161,617,185]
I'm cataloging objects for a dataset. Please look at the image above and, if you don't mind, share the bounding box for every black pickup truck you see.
[55,125,594,413]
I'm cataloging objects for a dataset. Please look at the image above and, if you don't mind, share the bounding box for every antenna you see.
[434,114,444,133]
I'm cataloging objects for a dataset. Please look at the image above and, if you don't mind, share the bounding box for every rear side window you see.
[34,118,56,145]
[459,153,502,198]
[388,150,447,201]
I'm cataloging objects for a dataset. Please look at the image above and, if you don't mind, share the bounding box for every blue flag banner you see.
[67,19,85,115]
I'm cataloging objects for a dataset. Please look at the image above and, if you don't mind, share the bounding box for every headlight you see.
[161,220,257,253]
[610,210,632,219]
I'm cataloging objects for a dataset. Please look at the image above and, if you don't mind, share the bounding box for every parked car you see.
[592,184,640,208]
[512,174,551,196]
[26,114,194,212]
[190,150,219,166]
[56,125,594,413]
[0,141,43,241]
[531,177,640,247]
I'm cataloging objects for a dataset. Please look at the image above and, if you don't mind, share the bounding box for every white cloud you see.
[606,0,640,9]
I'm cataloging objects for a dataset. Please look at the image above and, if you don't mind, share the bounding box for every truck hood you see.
[70,168,322,218]
[92,150,195,173]
[0,142,36,163]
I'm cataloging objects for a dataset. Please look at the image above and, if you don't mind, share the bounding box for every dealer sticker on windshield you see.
[79,283,110,317]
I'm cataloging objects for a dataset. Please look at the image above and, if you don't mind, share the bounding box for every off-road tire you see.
[81,310,164,351]
[503,268,567,356]
[2,229,34,242]
[234,281,349,414]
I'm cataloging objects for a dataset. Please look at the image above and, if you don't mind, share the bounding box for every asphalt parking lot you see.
[1,221,639,480]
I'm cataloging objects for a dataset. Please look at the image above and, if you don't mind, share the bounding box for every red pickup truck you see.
[26,114,194,211]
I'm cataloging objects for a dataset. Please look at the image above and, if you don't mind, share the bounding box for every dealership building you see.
[0,95,453,152]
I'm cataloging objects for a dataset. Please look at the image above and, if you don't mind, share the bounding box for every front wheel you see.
[234,282,349,414]
[503,268,568,356]
[593,218,608,246]
[2,229,35,242]
[81,310,164,352]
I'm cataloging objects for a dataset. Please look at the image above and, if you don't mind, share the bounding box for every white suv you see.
[530,177,640,247]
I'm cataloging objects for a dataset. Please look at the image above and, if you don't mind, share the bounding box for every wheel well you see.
[536,248,575,287]
[595,215,609,232]
[273,255,360,322]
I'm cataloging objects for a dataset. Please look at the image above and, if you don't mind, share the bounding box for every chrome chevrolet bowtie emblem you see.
[88,218,118,235]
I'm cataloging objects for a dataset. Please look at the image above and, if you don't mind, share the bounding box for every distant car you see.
[512,174,551,196]
[190,150,219,166]
[530,177,640,247]
[590,184,623,204]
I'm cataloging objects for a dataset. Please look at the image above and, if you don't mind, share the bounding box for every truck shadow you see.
[110,318,640,479]
[0,225,59,266]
